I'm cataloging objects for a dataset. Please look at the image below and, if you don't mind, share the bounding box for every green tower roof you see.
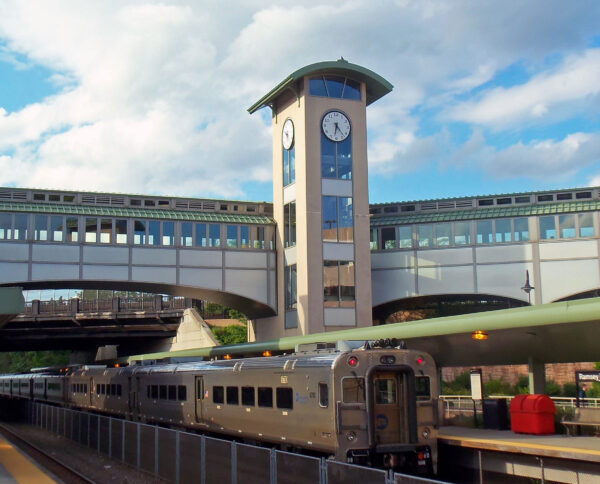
[248,59,393,114]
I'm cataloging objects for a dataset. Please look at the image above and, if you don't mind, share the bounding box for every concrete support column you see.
[528,356,546,394]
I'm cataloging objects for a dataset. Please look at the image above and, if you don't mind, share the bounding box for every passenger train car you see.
[0,341,438,474]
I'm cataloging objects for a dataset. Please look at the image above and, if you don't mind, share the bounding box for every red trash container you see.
[510,394,556,435]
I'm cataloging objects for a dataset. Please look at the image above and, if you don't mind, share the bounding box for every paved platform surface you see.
[0,435,56,484]
[439,425,600,462]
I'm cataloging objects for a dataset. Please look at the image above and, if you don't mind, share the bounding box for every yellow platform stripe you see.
[438,433,600,457]
[0,436,57,484]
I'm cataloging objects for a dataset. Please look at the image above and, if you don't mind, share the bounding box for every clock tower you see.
[248,59,393,340]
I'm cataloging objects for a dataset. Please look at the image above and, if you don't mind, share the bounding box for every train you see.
[0,340,439,474]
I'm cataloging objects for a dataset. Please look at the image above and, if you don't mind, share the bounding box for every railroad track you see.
[0,422,96,484]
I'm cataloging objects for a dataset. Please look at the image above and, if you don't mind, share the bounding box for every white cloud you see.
[0,1,599,198]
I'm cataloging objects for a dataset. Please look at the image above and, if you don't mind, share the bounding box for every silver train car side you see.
[0,342,439,474]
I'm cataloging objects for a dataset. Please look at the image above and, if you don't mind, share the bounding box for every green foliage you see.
[514,376,529,394]
[0,351,71,373]
[228,309,247,324]
[442,372,471,395]
[484,378,512,396]
[545,380,562,396]
[586,382,600,398]
[562,382,577,397]
[212,325,247,346]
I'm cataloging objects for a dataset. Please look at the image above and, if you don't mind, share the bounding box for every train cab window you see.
[226,386,239,405]
[257,387,273,408]
[168,385,177,401]
[416,376,431,401]
[178,385,187,401]
[319,383,329,408]
[342,377,365,403]
[160,385,167,400]
[276,387,293,410]
[151,385,158,399]
[213,386,224,404]
[241,387,255,406]
[375,378,397,404]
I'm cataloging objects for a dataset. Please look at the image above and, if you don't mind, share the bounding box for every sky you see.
[0,1,600,204]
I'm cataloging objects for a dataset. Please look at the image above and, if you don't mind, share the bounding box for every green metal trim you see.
[126,297,600,363]
[0,201,275,225]
[248,59,393,114]
[370,200,600,226]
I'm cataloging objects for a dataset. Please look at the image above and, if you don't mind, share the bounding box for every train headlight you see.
[422,427,430,439]
[380,355,396,365]
[346,431,356,441]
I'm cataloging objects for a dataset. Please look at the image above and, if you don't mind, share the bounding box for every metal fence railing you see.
[29,402,446,484]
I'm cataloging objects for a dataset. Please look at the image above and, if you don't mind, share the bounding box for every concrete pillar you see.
[528,356,546,394]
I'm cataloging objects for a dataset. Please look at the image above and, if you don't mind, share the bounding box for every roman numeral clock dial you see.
[322,111,350,142]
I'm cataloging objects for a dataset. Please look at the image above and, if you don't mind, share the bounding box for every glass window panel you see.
[212,386,223,404]
[558,214,576,239]
[338,197,353,242]
[284,202,296,247]
[181,222,193,247]
[209,224,220,247]
[343,78,361,100]
[476,220,493,244]
[396,226,411,248]
[342,377,365,403]
[240,226,250,248]
[309,76,328,97]
[195,224,207,247]
[418,225,433,247]
[453,221,471,245]
[337,136,352,180]
[227,225,238,248]
[148,221,160,245]
[416,376,431,401]
[283,148,290,187]
[540,216,556,240]
[319,383,328,407]
[134,220,146,245]
[322,196,338,242]
[514,218,529,241]
[495,219,512,243]
[14,214,28,240]
[381,227,396,249]
[375,378,397,404]
[257,387,273,408]
[276,387,293,409]
[162,221,174,245]
[579,213,594,237]
[289,145,295,184]
[435,223,451,246]
[241,387,255,406]
[321,134,336,178]
[226,386,239,405]
[35,215,48,241]
[66,217,78,242]
[115,219,127,244]
[339,261,355,308]
[370,228,378,250]
[285,265,297,311]
[0,213,11,240]
[100,218,112,243]
[254,226,265,249]
[323,261,339,307]
[325,75,345,98]
[85,218,97,243]
[50,215,64,242]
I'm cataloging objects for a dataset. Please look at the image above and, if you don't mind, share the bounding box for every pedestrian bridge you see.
[0,187,276,318]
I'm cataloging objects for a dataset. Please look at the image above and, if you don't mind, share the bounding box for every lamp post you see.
[521,270,535,305]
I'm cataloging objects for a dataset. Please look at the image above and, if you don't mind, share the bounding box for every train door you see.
[195,376,204,422]
[29,378,34,400]
[372,371,410,445]
[89,378,93,406]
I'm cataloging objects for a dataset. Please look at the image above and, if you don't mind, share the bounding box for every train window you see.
[97,384,100,395]
[226,386,239,405]
[160,385,167,400]
[152,385,159,399]
[147,386,151,398]
[276,388,293,410]
[257,387,273,408]
[168,385,177,401]
[178,385,187,401]
[111,384,117,396]
[117,384,122,396]
[241,387,255,406]
[416,376,431,401]
[375,378,397,404]
[319,383,328,408]
[213,386,224,404]
[101,384,106,395]
[72,384,75,393]
[342,377,365,403]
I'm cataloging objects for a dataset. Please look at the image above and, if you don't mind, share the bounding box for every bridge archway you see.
[372,293,528,325]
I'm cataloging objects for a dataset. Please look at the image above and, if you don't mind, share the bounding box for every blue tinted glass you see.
[343,78,361,100]
[322,196,338,242]
[337,135,352,179]
[134,220,146,244]
[283,149,290,186]
[14,214,28,240]
[148,221,160,245]
[181,222,192,246]
[209,224,220,247]
[227,225,238,248]
[321,133,336,178]
[289,145,295,184]
[240,226,249,248]
[163,221,174,246]
[309,77,328,96]
[195,223,206,247]
[325,76,345,98]
[338,197,353,242]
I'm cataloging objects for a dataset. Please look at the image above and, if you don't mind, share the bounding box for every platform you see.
[0,435,57,484]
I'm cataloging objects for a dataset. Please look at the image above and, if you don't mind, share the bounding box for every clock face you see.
[322,111,350,142]
[282,118,294,150]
